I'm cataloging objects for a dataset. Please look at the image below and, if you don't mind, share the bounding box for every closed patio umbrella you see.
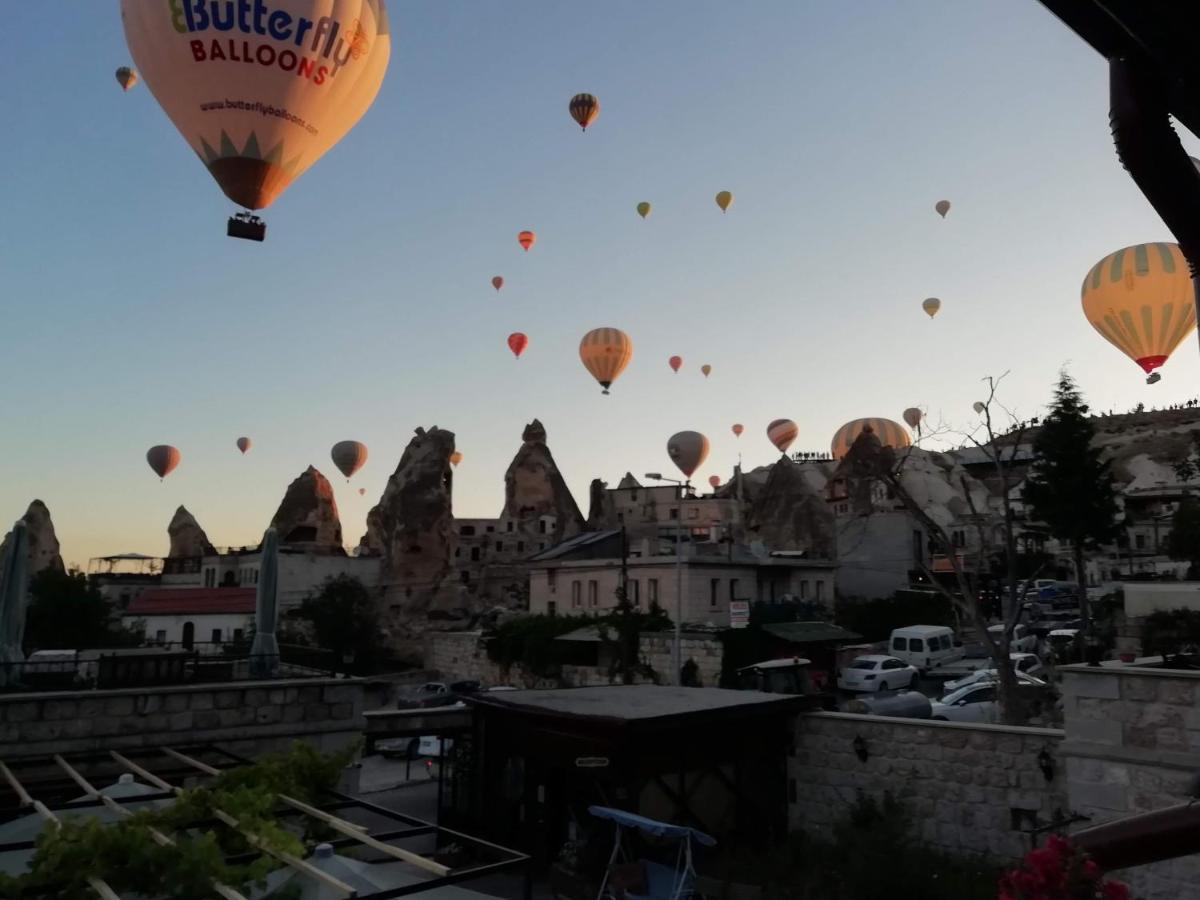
[249,527,279,677]
[0,521,29,688]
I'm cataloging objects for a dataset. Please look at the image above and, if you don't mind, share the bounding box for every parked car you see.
[1045,629,1081,662]
[448,680,482,696]
[1027,613,1084,640]
[987,623,1039,654]
[943,655,1046,694]
[395,682,455,710]
[843,690,932,719]
[887,625,963,672]
[930,681,1046,723]
[837,655,920,692]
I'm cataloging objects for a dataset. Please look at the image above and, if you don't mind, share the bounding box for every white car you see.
[943,659,1047,695]
[837,655,920,693]
[987,623,1038,654]
[929,682,1002,723]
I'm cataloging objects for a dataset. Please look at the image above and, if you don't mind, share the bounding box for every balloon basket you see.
[228,212,266,242]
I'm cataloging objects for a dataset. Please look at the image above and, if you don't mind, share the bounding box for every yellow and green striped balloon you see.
[1081,242,1195,376]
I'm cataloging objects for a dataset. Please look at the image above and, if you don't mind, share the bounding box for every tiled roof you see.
[126,588,256,616]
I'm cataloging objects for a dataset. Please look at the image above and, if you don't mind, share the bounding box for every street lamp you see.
[645,472,687,685]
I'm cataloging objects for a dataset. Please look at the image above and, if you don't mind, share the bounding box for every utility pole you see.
[645,473,687,685]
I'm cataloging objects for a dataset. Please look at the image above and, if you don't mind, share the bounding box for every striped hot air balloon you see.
[146,445,181,480]
[115,66,138,92]
[767,419,798,454]
[830,418,912,460]
[579,327,633,394]
[331,441,368,480]
[1081,242,1196,376]
[518,231,536,251]
[569,93,600,131]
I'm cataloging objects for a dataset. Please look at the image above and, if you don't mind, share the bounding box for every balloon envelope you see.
[830,418,911,460]
[715,190,733,212]
[732,423,744,438]
[518,230,536,251]
[637,201,651,219]
[902,408,922,430]
[669,355,682,373]
[922,298,941,318]
[358,487,366,496]
[508,332,529,358]
[973,401,986,414]
[236,437,252,455]
[121,0,391,210]
[667,431,710,479]
[579,328,633,394]
[569,93,600,130]
[1081,242,1195,375]
[146,445,181,480]
[701,364,712,377]
[935,200,950,218]
[767,419,798,454]
[331,440,368,480]
[450,451,463,467]
[492,276,504,291]
[708,475,721,489]
[115,66,138,91]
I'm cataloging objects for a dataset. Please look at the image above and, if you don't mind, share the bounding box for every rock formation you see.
[586,478,610,529]
[269,466,344,555]
[167,506,215,558]
[747,459,836,557]
[0,500,64,575]
[500,419,584,542]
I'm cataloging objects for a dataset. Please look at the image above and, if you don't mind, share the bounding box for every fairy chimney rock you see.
[502,419,584,542]
[167,506,216,558]
[1,500,64,576]
[269,466,344,555]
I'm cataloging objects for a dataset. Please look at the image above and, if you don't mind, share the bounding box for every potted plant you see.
[999,835,1129,900]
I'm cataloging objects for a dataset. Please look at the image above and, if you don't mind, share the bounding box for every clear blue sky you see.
[3,1,1199,566]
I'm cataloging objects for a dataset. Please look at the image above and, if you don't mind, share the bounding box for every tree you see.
[1166,499,1200,577]
[23,569,140,652]
[1022,371,1120,639]
[290,575,386,670]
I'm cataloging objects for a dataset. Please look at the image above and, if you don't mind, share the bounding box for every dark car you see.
[395,682,458,710]
[448,680,482,696]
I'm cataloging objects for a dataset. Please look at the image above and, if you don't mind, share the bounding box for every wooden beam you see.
[211,809,357,897]
[30,798,127,900]
[160,746,220,776]
[53,755,100,798]
[108,751,177,793]
[0,760,33,807]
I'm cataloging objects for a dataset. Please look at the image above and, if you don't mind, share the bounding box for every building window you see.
[155,629,167,644]
[912,530,924,565]
[952,530,966,549]
[233,629,244,642]
[486,525,495,533]
[548,600,557,616]
[729,578,740,601]
[211,628,222,643]
[506,521,514,533]
[799,581,808,599]
[1135,533,1146,550]
[689,507,699,520]
[588,580,598,607]
[629,579,640,606]
[496,541,504,552]
[648,579,659,604]
[548,569,558,592]
[815,580,825,601]
[630,490,638,502]
[203,568,216,588]
[617,511,625,523]
[455,548,461,558]
[710,578,720,608]
[517,541,525,553]
[460,525,476,536]
[471,547,480,562]
[539,519,547,534]
[669,508,679,520]
[572,581,582,608]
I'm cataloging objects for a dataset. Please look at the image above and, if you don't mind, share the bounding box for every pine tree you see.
[1022,371,1119,638]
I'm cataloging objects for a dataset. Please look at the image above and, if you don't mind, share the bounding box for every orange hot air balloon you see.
[767,419,798,454]
[146,445,181,480]
[331,440,368,480]
[708,475,721,489]
[669,355,683,373]
[121,1,390,213]
[667,431,710,479]
[902,408,923,432]
[518,231,536,251]
[508,332,529,358]
[358,487,366,496]
[492,276,504,292]
[579,327,633,394]
[569,93,600,131]
[236,436,252,455]
[115,66,138,92]
[732,423,744,438]
[830,418,912,460]
[701,364,712,378]
[450,451,463,467]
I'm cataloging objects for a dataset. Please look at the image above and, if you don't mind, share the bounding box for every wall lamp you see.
[1037,746,1056,782]
[853,735,869,763]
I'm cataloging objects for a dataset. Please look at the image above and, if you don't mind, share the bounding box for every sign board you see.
[575,757,610,769]
[730,601,750,629]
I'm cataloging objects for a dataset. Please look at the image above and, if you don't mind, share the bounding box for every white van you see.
[887,625,963,672]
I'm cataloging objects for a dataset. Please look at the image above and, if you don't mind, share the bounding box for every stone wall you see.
[1058,664,1200,900]
[790,712,1067,862]
[0,678,364,761]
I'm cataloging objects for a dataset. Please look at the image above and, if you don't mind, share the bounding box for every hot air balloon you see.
[922,298,941,318]
[450,451,463,468]
[902,408,923,432]
[667,431,710,479]
[121,0,391,239]
[708,475,721,489]
[1081,242,1196,377]
[767,419,798,454]
[236,437,252,455]
[669,355,683,373]
[732,423,744,438]
[146,445,181,481]
[972,401,986,414]
[579,328,633,394]
[715,191,734,213]
[569,93,600,131]
[491,276,504,292]
[358,487,366,496]
[701,364,712,378]
[637,202,651,219]
[518,231,536,251]
[935,200,950,218]
[830,418,912,460]
[115,66,138,92]
[508,333,529,358]
[331,441,368,480]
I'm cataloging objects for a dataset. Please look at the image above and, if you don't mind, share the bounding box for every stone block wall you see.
[0,678,364,761]
[791,712,1067,862]
[1058,664,1200,900]
[641,633,724,686]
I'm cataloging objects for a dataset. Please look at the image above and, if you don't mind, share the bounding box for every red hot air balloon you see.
[732,423,744,438]
[708,475,721,489]
[236,437,251,455]
[569,93,600,131]
[518,231,536,251]
[146,445,181,481]
[331,441,368,480]
[492,276,504,292]
[767,419,799,454]
[508,332,529,358]
[358,488,366,496]
[669,355,683,373]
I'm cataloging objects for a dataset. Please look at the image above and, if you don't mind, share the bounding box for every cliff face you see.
[167,506,215,558]
[747,459,836,557]
[269,467,344,555]
[0,501,64,576]
[501,419,584,542]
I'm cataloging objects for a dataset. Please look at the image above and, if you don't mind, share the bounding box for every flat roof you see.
[762,621,862,644]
